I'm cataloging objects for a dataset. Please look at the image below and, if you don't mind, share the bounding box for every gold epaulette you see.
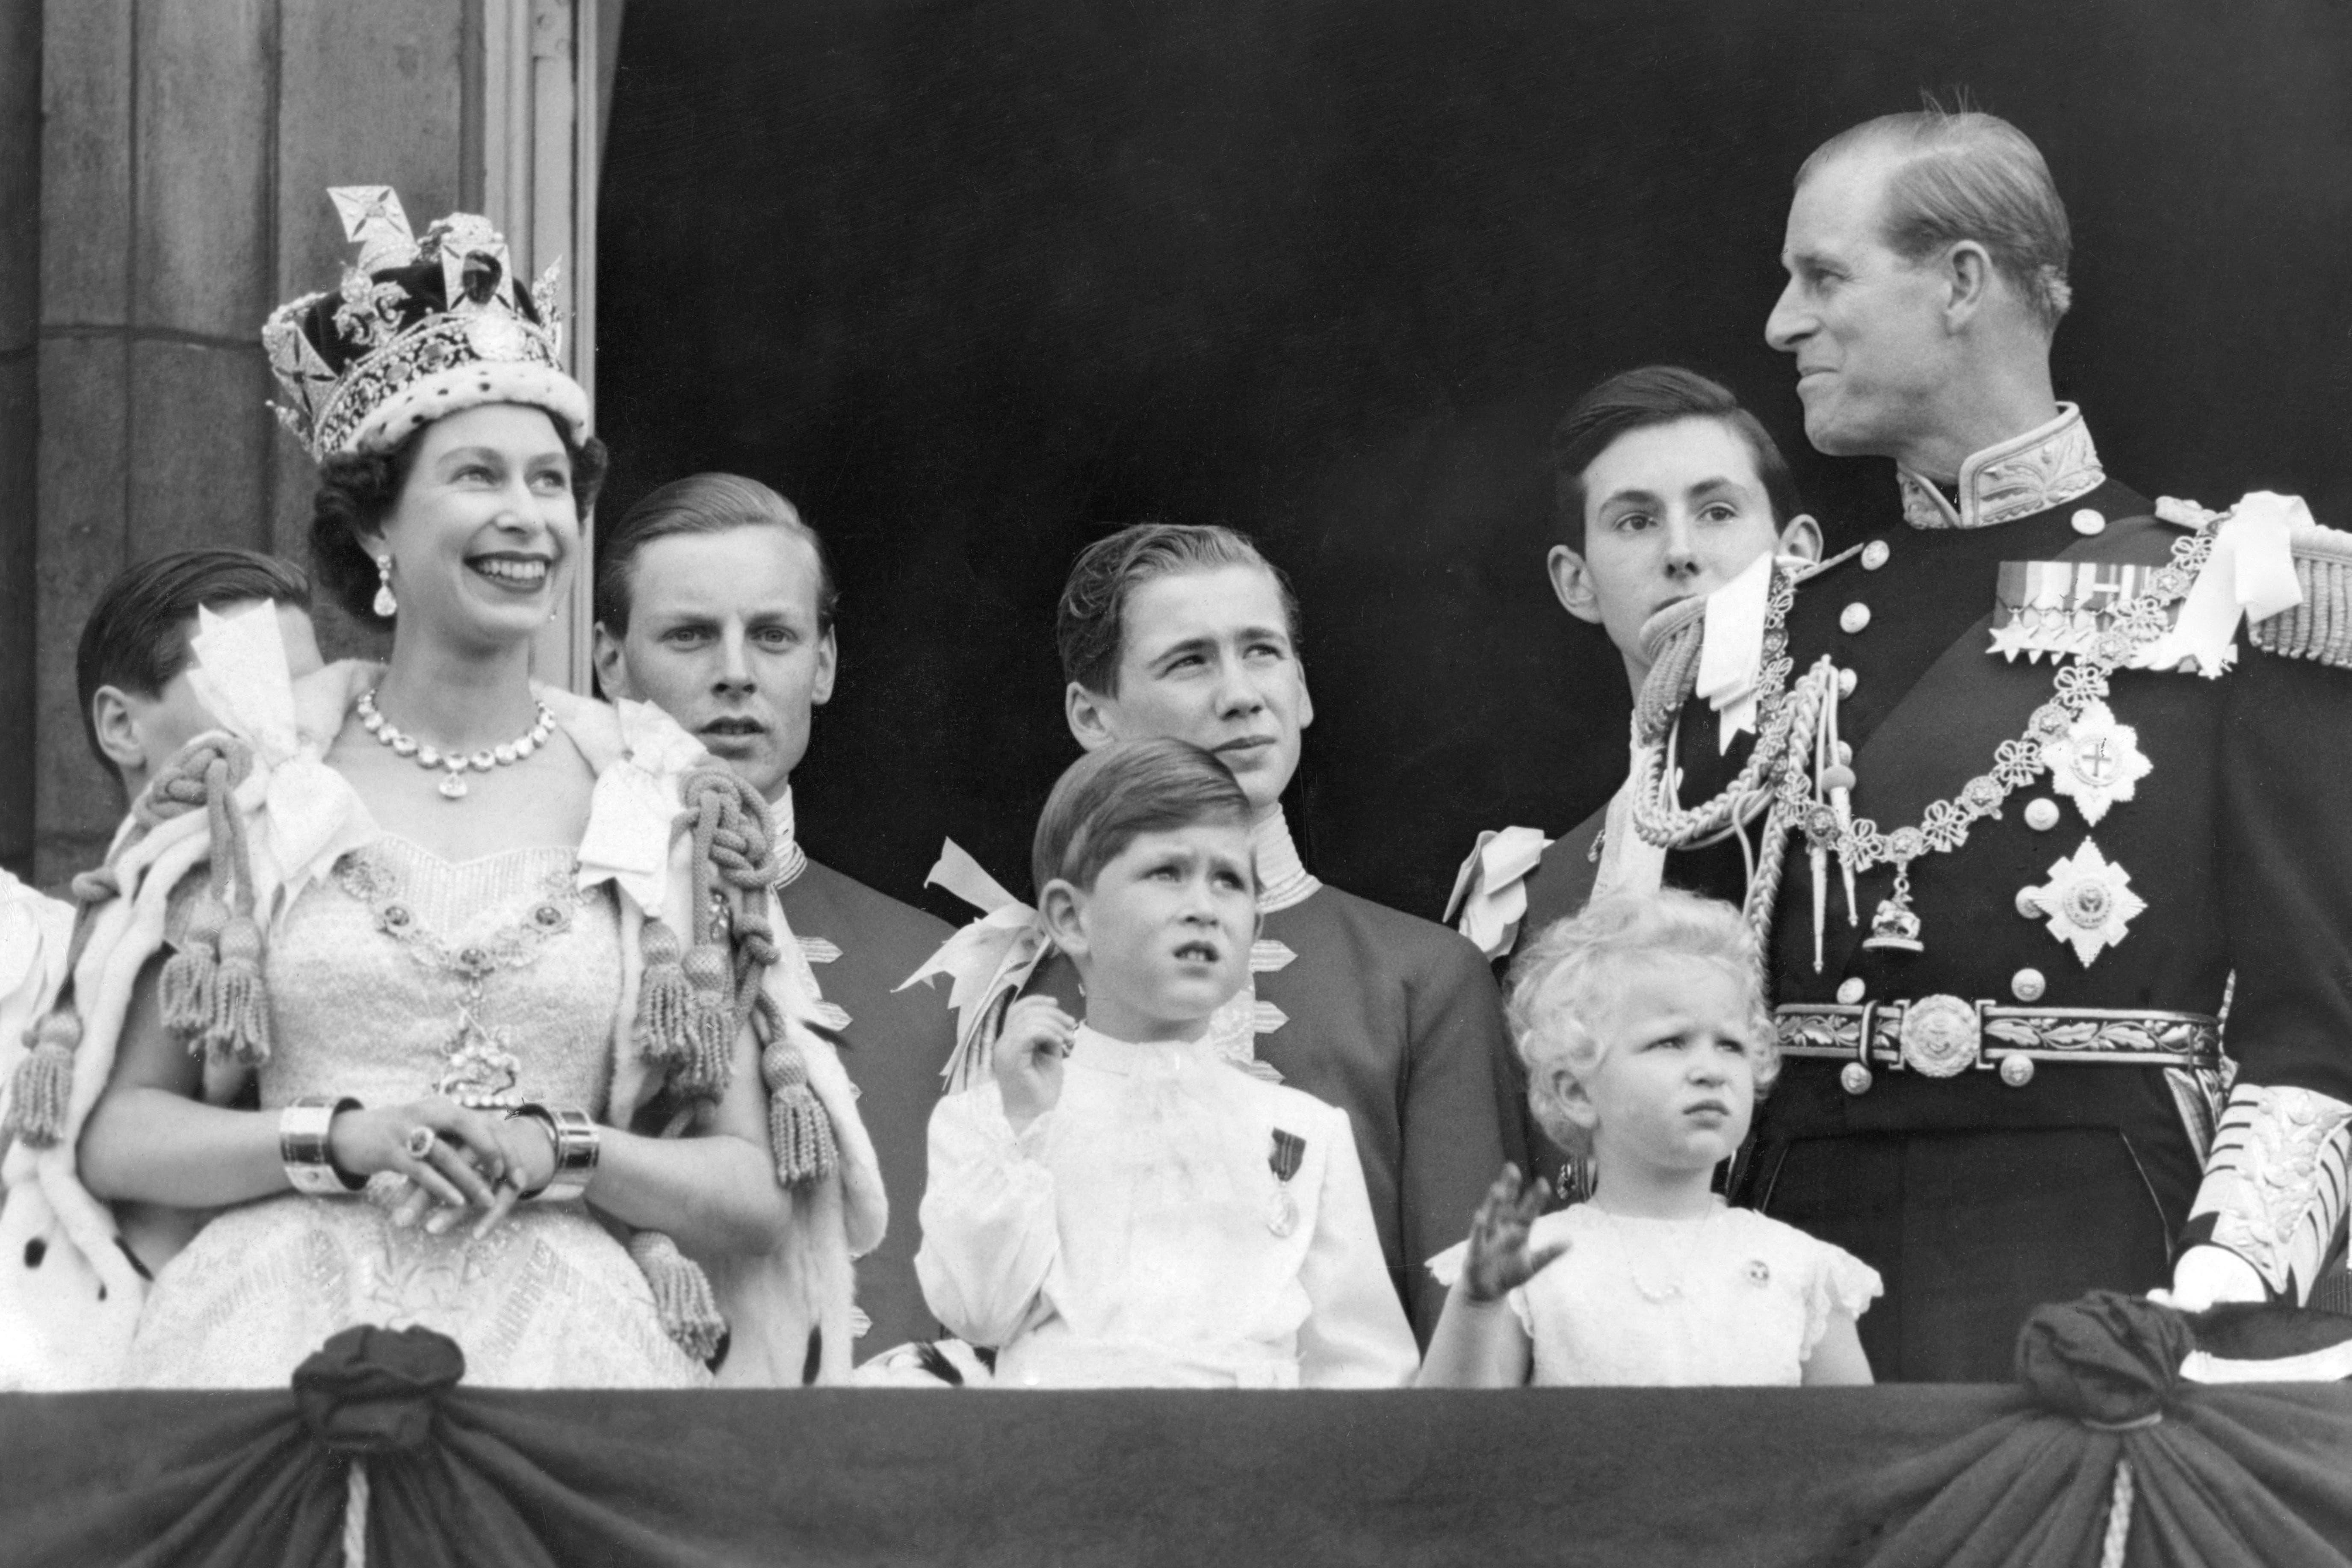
[2249,521,2352,668]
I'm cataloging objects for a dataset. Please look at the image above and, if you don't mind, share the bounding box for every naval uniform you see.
[1655,407,2352,1381]
[1019,809,1527,1344]
[769,795,961,1356]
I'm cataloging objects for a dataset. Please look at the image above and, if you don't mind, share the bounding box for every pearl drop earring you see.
[373,555,398,618]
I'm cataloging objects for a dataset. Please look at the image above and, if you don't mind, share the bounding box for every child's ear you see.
[1038,877,1089,961]
[1546,544,1605,626]
[1553,1066,1601,1131]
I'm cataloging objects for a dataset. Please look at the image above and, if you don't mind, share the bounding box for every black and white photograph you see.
[0,1,2349,1562]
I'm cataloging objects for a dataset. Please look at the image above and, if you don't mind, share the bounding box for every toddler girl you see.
[1418,890,1877,1386]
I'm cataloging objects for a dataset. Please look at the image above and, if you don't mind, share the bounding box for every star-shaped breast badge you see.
[2039,700,2151,825]
[1987,618,2037,662]
[2022,838,2147,966]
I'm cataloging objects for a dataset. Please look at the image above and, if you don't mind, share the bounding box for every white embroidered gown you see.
[1430,1201,1882,1386]
[125,836,705,1388]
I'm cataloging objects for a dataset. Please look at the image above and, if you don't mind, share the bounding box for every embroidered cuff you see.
[2186,1083,2352,1302]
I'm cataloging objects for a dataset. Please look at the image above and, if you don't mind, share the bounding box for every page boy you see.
[1446,366,1820,1198]
[916,738,1415,1388]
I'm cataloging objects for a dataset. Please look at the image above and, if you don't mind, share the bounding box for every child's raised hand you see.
[993,995,1077,1133]
[1462,1163,1567,1304]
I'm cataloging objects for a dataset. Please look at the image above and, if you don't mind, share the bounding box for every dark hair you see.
[1031,737,1254,899]
[594,472,838,636]
[1057,524,1302,697]
[1550,366,1799,552]
[76,548,313,778]
[1799,104,2072,334]
[308,413,609,625]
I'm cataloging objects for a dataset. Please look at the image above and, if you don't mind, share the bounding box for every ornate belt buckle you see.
[1897,994,1981,1078]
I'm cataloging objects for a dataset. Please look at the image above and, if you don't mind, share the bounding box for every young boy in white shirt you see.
[915,738,1416,1388]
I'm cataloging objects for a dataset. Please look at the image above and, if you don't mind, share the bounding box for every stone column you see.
[31,0,469,886]
[0,0,38,878]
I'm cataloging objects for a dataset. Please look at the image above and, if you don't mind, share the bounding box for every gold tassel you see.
[4,1012,83,1149]
[762,1038,837,1187]
[628,1230,726,1364]
[205,912,272,1066]
[159,894,227,1046]
[634,918,695,1066]
[679,942,735,1100]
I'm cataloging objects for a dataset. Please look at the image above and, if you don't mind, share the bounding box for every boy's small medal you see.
[1267,1129,1306,1237]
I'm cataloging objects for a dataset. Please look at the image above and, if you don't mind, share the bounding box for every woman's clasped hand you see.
[322,1097,561,1239]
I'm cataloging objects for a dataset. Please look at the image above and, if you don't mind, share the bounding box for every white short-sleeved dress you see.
[1429,1200,1882,1386]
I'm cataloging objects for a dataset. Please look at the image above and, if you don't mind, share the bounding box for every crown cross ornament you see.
[263,186,587,461]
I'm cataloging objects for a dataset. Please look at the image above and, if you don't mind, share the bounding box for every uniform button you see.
[1841,602,1872,635]
[1861,540,1891,571]
[2010,967,2047,1002]
[2000,1055,2036,1087]
[2071,508,2107,536]
[2015,886,2045,918]
[1836,741,1854,766]
[1835,977,1866,1004]
[1840,1062,1873,1096]
[2024,797,2061,832]
[1838,667,1859,697]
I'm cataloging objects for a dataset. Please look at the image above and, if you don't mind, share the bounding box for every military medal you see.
[1267,1128,1305,1237]
[2019,838,2146,966]
[2039,700,2151,825]
[1988,562,2168,664]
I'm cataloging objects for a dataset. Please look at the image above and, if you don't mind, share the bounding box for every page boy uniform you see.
[765,793,959,1355]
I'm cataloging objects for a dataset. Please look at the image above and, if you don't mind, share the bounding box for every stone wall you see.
[24,0,466,885]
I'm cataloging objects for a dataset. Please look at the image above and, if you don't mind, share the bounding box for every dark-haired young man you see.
[946,524,1524,1343]
[592,473,957,1356]
[77,549,323,804]
[1451,366,1822,971]
[50,548,323,1304]
[1445,367,1818,1208]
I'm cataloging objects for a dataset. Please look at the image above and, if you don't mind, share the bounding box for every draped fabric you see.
[3,1304,2347,1568]
[1843,1294,2352,1568]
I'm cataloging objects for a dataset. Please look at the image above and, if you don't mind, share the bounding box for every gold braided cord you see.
[1629,567,1802,850]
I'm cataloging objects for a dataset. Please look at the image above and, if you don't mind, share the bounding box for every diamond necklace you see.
[358,688,555,800]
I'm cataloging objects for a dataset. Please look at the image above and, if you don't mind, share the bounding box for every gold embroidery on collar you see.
[1897,405,2105,531]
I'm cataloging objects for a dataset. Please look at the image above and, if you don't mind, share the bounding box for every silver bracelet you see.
[280,1096,365,1195]
[507,1103,600,1203]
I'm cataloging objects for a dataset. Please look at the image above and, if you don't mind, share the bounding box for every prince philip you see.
[1638,108,2352,1379]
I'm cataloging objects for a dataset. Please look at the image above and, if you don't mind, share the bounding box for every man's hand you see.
[1462,1163,1567,1304]
[993,996,1076,1135]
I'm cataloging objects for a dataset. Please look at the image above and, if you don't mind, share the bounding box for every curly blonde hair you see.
[1505,889,1777,1156]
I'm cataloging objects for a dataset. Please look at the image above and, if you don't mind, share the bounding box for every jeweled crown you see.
[263,186,589,461]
